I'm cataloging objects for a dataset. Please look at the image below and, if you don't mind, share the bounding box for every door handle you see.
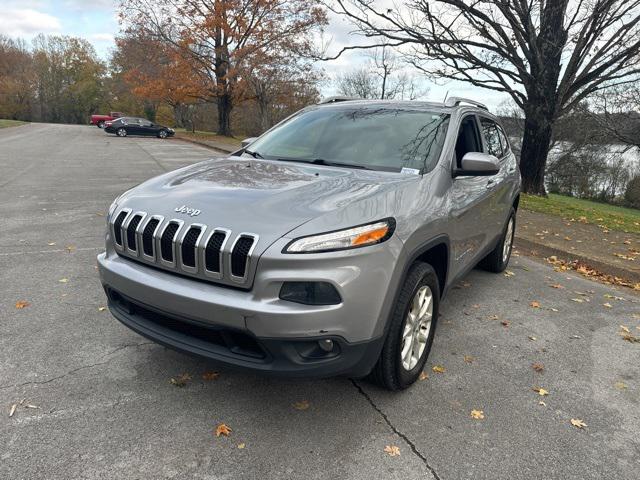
[486,179,495,188]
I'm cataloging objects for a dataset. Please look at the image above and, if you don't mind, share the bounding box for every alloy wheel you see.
[502,217,514,263]
[400,285,433,370]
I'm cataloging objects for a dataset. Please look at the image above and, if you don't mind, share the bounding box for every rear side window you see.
[480,118,503,158]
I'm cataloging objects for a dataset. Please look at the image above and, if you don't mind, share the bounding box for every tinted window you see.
[496,124,510,155]
[246,106,450,172]
[455,115,482,167]
[140,120,153,127]
[481,119,503,158]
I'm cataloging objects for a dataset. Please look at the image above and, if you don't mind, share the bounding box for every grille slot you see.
[113,211,128,246]
[161,223,180,262]
[142,218,160,256]
[181,226,202,268]
[231,236,255,278]
[126,215,143,251]
[205,231,227,273]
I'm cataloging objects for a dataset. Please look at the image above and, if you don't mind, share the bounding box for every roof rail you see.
[444,96,488,110]
[318,96,359,104]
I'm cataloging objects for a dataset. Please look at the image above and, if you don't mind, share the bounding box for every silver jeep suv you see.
[98,97,520,390]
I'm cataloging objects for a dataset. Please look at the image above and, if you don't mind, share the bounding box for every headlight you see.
[284,219,395,253]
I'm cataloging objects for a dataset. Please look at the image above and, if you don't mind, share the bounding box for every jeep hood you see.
[117,157,418,253]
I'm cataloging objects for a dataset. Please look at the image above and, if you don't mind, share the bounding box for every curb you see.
[174,136,236,155]
[515,236,640,284]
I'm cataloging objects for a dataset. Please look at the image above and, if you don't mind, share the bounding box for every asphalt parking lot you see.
[1,123,639,480]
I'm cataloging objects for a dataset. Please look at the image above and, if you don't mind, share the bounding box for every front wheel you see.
[158,130,168,139]
[97,121,105,129]
[116,128,127,137]
[482,208,516,273]
[369,262,439,390]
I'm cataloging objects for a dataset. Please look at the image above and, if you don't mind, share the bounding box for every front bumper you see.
[97,236,403,377]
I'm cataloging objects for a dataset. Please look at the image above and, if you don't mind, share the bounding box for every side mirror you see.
[454,152,500,177]
[241,137,257,148]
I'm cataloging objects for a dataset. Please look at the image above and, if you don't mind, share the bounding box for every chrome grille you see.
[110,209,258,287]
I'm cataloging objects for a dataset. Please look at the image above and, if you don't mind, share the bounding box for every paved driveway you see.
[1,124,638,480]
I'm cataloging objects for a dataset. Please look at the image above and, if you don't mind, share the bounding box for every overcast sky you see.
[0,0,511,111]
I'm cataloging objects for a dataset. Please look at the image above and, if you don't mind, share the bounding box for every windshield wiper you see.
[244,149,264,159]
[275,157,370,170]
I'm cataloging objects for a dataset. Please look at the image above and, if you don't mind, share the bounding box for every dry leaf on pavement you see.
[237,443,246,449]
[533,387,549,396]
[463,355,474,364]
[9,404,17,417]
[384,445,401,457]
[614,382,628,390]
[98,306,106,312]
[293,400,310,410]
[470,409,485,420]
[202,371,220,381]
[15,300,30,309]
[432,365,445,374]
[603,303,612,308]
[419,371,429,380]
[532,362,544,372]
[530,301,540,308]
[570,418,587,429]
[170,373,192,387]
[215,423,232,437]
[58,278,68,283]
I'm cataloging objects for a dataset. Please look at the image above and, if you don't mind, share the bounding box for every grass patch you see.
[0,119,27,128]
[522,193,640,234]
[174,129,242,150]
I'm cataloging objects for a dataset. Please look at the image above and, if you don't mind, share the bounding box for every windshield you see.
[244,106,450,172]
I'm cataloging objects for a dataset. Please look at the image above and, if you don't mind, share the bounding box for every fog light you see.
[318,339,334,352]
[279,282,341,305]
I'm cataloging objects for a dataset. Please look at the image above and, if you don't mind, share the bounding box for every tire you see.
[116,128,127,137]
[369,262,440,390]
[158,130,168,139]
[97,121,105,129]
[482,208,516,273]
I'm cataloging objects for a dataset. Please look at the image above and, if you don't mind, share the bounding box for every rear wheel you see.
[97,121,105,128]
[369,262,439,390]
[158,130,168,139]
[482,208,515,273]
[116,128,127,137]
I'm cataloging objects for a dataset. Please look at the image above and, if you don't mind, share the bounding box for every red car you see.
[90,112,125,129]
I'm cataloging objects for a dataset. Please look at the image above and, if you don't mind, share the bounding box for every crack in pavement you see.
[0,342,155,391]
[351,379,442,480]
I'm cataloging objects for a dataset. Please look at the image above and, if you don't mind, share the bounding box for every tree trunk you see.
[520,109,554,195]
[217,93,232,136]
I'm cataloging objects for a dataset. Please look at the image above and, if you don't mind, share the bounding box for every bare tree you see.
[325,1,640,194]
[336,67,380,98]
[587,82,640,149]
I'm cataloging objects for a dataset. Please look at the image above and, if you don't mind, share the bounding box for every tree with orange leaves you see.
[118,0,326,136]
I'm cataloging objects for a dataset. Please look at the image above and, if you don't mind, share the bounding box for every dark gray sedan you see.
[104,117,175,138]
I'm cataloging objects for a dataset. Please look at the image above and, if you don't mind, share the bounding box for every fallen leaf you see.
[293,400,310,410]
[571,298,584,303]
[58,278,69,283]
[9,404,17,417]
[237,443,246,449]
[530,301,540,308]
[47,242,56,246]
[532,362,544,372]
[533,387,549,396]
[463,355,474,364]
[549,284,564,289]
[614,381,628,390]
[169,373,192,387]
[215,423,232,437]
[549,307,559,312]
[202,371,220,381]
[501,320,510,327]
[98,306,106,312]
[419,371,429,380]
[504,270,515,277]
[470,409,485,420]
[24,404,39,409]
[603,303,612,308]
[384,445,401,457]
[570,418,587,429]
[528,335,537,341]
[65,245,75,253]
[620,325,630,334]
[15,300,30,309]
[539,400,546,406]
[432,365,445,374]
